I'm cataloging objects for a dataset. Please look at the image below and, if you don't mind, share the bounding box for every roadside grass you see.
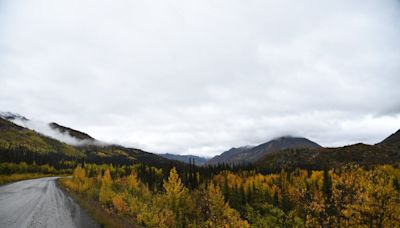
[0,173,54,186]
[57,178,134,228]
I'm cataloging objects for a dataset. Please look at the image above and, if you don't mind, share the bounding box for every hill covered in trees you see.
[0,117,183,169]
[256,133,400,170]
[0,117,84,159]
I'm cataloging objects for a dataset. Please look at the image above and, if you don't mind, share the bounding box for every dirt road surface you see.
[0,177,99,228]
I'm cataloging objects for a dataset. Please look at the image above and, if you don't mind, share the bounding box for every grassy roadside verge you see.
[57,178,133,228]
[0,173,54,186]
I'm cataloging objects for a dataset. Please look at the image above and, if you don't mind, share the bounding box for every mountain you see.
[256,143,400,170]
[379,129,400,146]
[82,144,182,167]
[0,117,84,161]
[257,130,400,170]
[207,137,321,165]
[0,112,29,121]
[206,146,252,165]
[159,153,209,166]
[0,112,99,146]
[0,116,182,168]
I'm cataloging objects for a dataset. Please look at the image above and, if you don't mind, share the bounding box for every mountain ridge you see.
[2,111,400,170]
[207,136,321,165]
[159,153,209,166]
[379,129,400,146]
[0,116,183,168]
[49,122,95,141]
[256,140,400,170]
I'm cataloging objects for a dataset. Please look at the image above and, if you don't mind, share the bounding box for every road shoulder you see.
[57,178,133,228]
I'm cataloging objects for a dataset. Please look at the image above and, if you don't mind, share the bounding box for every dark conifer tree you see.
[273,190,279,207]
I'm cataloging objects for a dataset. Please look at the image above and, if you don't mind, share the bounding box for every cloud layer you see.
[1,0,400,156]
[12,118,95,146]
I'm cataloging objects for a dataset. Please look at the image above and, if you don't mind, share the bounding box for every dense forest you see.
[59,161,400,227]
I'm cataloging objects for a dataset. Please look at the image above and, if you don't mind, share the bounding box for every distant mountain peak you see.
[207,136,321,165]
[273,135,295,139]
[227,145,253,151]
[272,135,307,141]
[159,153,209,166]
[237,145,254,149]
[0,111,29,121]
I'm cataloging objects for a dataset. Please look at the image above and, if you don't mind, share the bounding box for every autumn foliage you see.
[61,163,400,227]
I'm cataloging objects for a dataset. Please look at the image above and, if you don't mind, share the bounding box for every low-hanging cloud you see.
[9,116,98,146]
[0,0,400,156]
[1,111,103,146]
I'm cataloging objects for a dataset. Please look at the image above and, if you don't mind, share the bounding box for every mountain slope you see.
[1,112,98,146]
[206,146,252,165]
[159,153,209,166]
[0,117,84,160]
[379,129,400,146]
[49,122,95,142]
[257,130,400,170]
[0,117,182,168]
[207,137,321,165]
[0,112,29,121]
[244,137,321,162]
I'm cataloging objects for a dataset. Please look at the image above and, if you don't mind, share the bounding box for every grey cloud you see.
[1,0,400,156]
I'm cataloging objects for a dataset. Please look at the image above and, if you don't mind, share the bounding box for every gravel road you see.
[0,177,99,228]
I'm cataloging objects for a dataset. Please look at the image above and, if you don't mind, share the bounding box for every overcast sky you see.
[1,0,400,157]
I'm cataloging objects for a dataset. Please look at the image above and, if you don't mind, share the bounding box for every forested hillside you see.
[0,117,183,169]
[49,122,95,141]
[257,142,400,170]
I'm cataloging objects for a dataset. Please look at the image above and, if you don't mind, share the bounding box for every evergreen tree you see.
[323,168,333,203]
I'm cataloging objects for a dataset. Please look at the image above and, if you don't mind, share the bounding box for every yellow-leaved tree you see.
[99,169,115,205]
[68,166,90,193]
[137,196,176,228]
[138,167,191,227]
[342,167,400,227]
[205,183,250,228]
[162,167,193,226]
[125,170,149,216]
[112,193,129,214]
[126,171,140,194]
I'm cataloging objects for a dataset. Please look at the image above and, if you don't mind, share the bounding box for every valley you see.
[0,113,400,227]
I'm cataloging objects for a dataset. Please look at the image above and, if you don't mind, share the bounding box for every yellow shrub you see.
[99,184,114,205]
[73,167,86,183]
[112,194,128,214]
[71,167,90,193]
[126,172,139,193]
[127,195,142,215]
[137,203,176,228]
